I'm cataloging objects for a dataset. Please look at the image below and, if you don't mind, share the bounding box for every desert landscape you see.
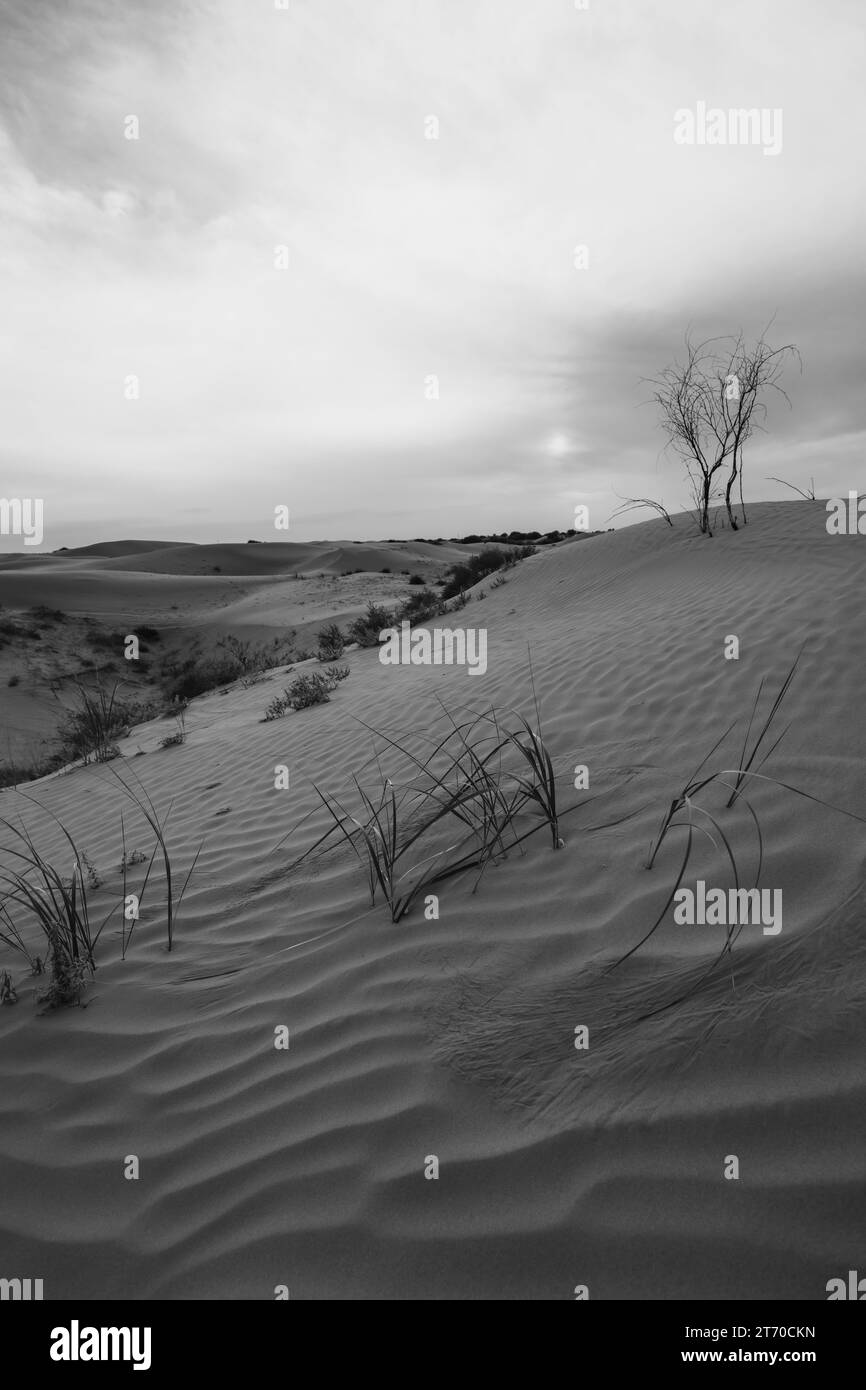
[1,501,864,1299]
[1,0,864,1315]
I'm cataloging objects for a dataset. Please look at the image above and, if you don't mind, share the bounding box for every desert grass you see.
[277,693,634,925]
[0,806,120,1006]
[264,666,350,720]
[158,709,187,750]
[610,650,866,1016]
[110,766,204,955]
[54,679,140,765]
[0,771,203,1008]
[316,623,345,661]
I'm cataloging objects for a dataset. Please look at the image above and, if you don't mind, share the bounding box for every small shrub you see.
[55,682,139,764]
[118,849,147,870]
[80,852,102,889]
[409,574,425,585]
[286,673,331,710]
[440,543,536,599]
[396,588,446,624]
[38,923,89,1009]
[317,622,345,661]
[161,655,241,701]
[7,674,20,687]
[347,602,395,648]
[265,665,349,718]
[264,693,290,721]
[159,711,186,749]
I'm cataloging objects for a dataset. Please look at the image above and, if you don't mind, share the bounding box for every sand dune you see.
[0,501,864,1299]
[0,539,468,761]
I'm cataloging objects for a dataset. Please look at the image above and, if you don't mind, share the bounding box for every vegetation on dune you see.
[638,325,800,536]
[157,633,296,701]
[275,685,631,925]
[439,543,537,599]
[347,603,399,648]
[53,681,140,766]
[0,770,203,1009]
[264,666,351,720]
[316,623,345,661]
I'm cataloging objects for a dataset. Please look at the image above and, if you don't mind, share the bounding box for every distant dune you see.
[0,537,508,760]
[56,539,194,559]
[1,501,864,1299]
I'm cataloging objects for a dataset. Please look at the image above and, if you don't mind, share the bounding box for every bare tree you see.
[721,329,800,528]
[647,328,799,535]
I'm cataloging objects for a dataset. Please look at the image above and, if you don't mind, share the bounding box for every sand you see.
[0,537,470,761]
[0,500,864,1300]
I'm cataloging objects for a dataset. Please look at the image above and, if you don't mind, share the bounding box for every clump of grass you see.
[0,774,203,1010]
[316,623,345,661]
[79,851,101,889]
[0,814,118,1008]
[506,714,562,848]
[112,766,204,955]
[158,710,186,749]
[395,588,445,623]
[264,692,290,721]
[347,603,395,648]
[55,680,138,765]
[118,848,147,870]
[309,769,506,923]
[158,731,185,749]
[277,687,621,925]
[609,649,866,1015]
[264,666,350,719]
[38,921,88,1009]
[286,672,332,710]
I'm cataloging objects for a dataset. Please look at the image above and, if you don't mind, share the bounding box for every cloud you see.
[0,0,863,546]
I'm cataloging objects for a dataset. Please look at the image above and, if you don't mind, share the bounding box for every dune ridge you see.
[0,501,864,1299]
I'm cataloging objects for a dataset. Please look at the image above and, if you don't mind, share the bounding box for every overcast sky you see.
[1,0,864,549]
